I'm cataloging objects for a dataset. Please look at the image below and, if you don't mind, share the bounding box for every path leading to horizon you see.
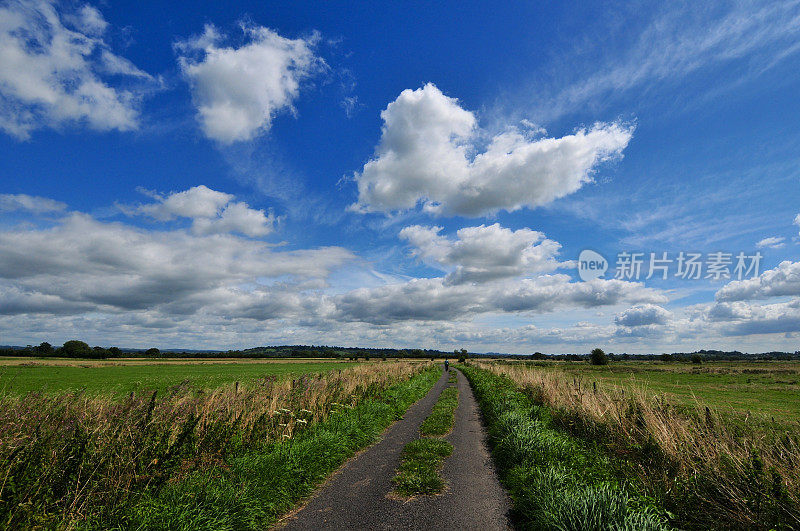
[280,368,511,530]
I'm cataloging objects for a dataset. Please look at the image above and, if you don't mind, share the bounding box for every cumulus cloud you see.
[176,23,322,143]
[705,301,754,322]
[0,0,153,139]
[614,304,672,327]
[703,299,800,336]
[131,185,276,237]
[0,193,66,213]
[399,223,563,284]
[756,236,785,249]
[0,212,353,316]
[191,201,276,237]
[332,275,665,325]
[716,260,800,301]
[350,83,633,217]
[0,191,673,351]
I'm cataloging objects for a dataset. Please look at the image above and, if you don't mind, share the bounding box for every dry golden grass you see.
[474,361,800,528]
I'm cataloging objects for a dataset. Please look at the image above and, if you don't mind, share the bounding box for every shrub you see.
[589,348,609,366]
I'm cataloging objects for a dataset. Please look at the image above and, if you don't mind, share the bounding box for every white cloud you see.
[192,201,276,237]
[703,299,800,336]
[68,5,107,36]
[756,236,786,249]
[0,0,153,139]
[136,185,233,221]
[399,223,563,284]
[614,304,672,327]
[536,2,800,121]
[795,213,800,234]
[176,23,322,143]
[0,212,353,315]
[706,301,754,322]
[350,83,633,217]
[131,185,276,237]
[0,193,66,213]
[332,275,665,325]
[716,260,800,301]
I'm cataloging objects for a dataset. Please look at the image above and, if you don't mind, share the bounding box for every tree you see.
[60,340,92,358]
[108,347,122,357]
[35,342,53,356]
[589,348,609,366]
[691,353,703,364]
[531,352,547,360]
[458,348,468,363]
[145,347,160,357]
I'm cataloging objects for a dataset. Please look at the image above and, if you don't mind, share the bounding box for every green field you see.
[516,360,800,422]
[0,358,358,395]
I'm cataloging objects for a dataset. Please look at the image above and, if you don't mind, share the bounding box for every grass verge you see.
[460,365,670,530]
[116,367,441,530]
[393,371,459,496]
[475,361,800,528]
[393,438,454,496]
[420,385,458,437]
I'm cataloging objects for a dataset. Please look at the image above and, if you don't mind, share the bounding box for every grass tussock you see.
[461,365,670,530]
[473,361,800,529]
[420,385,459,437]
[393,438,454,496]
[0,362,435,529]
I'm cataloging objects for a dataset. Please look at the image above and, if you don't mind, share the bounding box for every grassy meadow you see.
[0,359,437,528]
[511,359,800,423]
[0,358,359,395]
[2,355,798,529]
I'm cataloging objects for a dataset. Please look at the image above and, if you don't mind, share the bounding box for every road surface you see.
[280,368,511,530]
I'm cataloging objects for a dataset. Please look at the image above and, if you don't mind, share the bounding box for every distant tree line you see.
[1,341,797,362]
[0,342,471,360]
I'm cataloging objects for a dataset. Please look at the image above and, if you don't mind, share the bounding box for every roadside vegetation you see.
[471,360,800,529]
[393,438,454,496]
[0,362,438,529]
[420,385,459,436]
[460,365,670,529]
[393,370,459,496]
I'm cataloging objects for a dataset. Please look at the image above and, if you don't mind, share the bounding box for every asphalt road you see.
[280,368,511,530]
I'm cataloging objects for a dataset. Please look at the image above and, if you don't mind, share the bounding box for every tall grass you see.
[461,365,669,530]
[473,361,800,529]
[0,362,432,528]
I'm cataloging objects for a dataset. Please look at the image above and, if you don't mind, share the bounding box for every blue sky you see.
[1,0,799,352]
